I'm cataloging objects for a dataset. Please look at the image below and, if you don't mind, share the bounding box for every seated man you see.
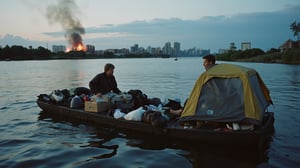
[89,63,121,99]
[202,54,216,71]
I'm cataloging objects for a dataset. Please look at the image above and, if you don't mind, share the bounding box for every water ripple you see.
[0,59,299,167]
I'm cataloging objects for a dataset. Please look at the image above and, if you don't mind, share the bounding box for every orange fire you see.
[75,42,87,51]
[66,42,87,52]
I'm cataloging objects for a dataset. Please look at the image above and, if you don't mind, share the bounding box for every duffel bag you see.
[111,94,135,113]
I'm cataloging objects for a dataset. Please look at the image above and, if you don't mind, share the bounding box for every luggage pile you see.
[37,87,182,127]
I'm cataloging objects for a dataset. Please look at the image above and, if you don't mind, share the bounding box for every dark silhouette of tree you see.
[1,45,12,60]
[0,45,52,60]
[267,48,281,54]
[290,21,300,41]
[10,45,31,59]
[35,46,52,58]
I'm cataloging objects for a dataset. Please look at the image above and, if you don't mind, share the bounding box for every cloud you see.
[3,5,300,51]
[80,5,300,51]
[0,34,40,48]
[0,34,62,49]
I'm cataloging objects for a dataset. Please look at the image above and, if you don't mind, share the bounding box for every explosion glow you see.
[46,0,86,53]
[66,32,87,52]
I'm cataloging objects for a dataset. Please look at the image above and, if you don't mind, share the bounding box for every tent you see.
[180,64,273,125]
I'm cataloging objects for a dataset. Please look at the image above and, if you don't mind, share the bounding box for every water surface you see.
[0,58,299,167]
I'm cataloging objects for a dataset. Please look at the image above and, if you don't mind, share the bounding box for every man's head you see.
[203,54,216,70]
[104,63,115,76]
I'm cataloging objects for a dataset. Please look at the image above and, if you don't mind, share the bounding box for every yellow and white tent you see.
[180,63,272,125]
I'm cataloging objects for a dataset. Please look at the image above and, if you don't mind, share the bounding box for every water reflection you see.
[1,59,299,167]
[38,110,272,167]
[125,136,272,167]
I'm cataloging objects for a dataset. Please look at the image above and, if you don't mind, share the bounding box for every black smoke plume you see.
[46,0,85,50]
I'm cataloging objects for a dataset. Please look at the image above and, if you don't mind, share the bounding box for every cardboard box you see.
[84,101,109,113]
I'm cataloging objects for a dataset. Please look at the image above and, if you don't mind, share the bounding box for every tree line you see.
[0,45,52,60]
[215,21,300,64]
[0,45,170,61]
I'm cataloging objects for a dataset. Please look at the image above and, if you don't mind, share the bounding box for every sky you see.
[1,0,300,52]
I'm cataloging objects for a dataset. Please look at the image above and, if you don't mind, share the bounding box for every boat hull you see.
[37,100,274,149]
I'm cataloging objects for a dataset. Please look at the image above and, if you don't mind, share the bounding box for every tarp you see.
[180,64,272,124]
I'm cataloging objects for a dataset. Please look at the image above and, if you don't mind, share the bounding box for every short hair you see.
[203,54,216,64]
[104,63,115,72]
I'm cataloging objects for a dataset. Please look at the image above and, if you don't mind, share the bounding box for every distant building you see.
[119,48,130,54]
[147,47,162,55]
[218,49,228,54]
[279,39,300,51]
[106,49,117,54]
[52,45,66,53]
[130,44,139,53]
[241,42,251,51]
[138,47,145,53]
[95,50,104,55]
[146,46,153,54]
[163,42,172,55]
[229,42,237,51]
[86,44,95,53]
[174,42,180,56]
[105,48,130,56]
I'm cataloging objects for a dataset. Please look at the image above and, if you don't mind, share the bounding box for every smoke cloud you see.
[46,0,85,50]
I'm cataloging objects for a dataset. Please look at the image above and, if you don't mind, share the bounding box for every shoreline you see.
[215,48,300,65]
[2,56,300,65]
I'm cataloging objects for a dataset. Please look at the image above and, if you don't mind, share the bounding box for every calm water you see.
[0,58,299,168]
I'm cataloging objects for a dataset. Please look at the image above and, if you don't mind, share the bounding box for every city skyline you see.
[51,41,211,57]
[1,0,300,52]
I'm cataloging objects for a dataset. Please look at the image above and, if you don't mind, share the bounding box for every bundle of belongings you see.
[38,88,183,128]
[37,87,92,108]
[113,96,183,128]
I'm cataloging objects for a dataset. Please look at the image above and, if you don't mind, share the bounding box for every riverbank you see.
[0,49,170,61]
[215,48,300,64]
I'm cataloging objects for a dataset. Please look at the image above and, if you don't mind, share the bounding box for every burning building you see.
[46,0,86,52]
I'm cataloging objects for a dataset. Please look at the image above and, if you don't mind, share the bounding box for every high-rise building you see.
[174,42,180,56]
[130,44,139,53]
[86,44,95,53]
[52,45,66,53]
[241,42,251,51]
[163,42,172,55]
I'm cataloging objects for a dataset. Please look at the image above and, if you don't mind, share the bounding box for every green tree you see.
[290,21,300,41]
[267,48,281,54]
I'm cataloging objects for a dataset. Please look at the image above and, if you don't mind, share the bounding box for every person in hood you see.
[89,63,121,97]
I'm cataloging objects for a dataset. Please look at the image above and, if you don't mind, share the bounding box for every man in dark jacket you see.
[203,54,216,71]
[89,63,121,97]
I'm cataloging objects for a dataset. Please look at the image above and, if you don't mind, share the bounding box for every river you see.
[0,58,299,167]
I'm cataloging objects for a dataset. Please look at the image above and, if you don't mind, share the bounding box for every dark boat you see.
[37,63,275,151]
[37,99,274,150]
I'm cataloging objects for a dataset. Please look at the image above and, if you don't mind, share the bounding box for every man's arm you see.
[89,74,102,95]
[112,76,121,94]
